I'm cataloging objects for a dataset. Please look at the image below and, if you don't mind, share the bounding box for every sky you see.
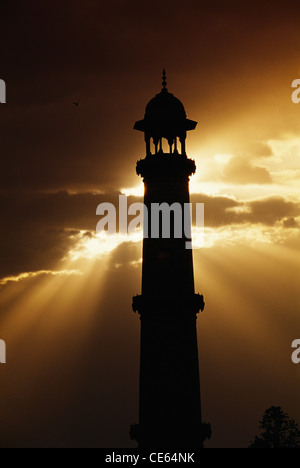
[0,0,300,448]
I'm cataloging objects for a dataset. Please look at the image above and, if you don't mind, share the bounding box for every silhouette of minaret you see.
[130,71,211,448]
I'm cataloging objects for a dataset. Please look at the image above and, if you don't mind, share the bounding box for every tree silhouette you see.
[249,406,300,448]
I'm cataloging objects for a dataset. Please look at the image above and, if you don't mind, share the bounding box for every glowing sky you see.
[0,0,300,448]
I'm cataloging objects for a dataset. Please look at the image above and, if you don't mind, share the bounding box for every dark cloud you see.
[0,190,145,278]
[191,194,300,227]
[247,197,300,226]
[0,191,105,277]
[282,217,299,228]
[191,193,240,227]
[222,155,272,184]
[108,241,142,269]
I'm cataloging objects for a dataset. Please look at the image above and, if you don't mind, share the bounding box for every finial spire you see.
[162,69,167,90]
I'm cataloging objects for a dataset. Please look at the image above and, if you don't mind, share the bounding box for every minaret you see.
[130,71,210,448]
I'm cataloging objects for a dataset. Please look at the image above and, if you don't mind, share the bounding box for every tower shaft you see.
[132,155,205,448]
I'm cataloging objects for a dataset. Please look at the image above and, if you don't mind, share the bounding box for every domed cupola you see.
[134,70,197,156]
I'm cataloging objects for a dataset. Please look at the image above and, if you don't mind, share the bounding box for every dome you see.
[145,88,187,121]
